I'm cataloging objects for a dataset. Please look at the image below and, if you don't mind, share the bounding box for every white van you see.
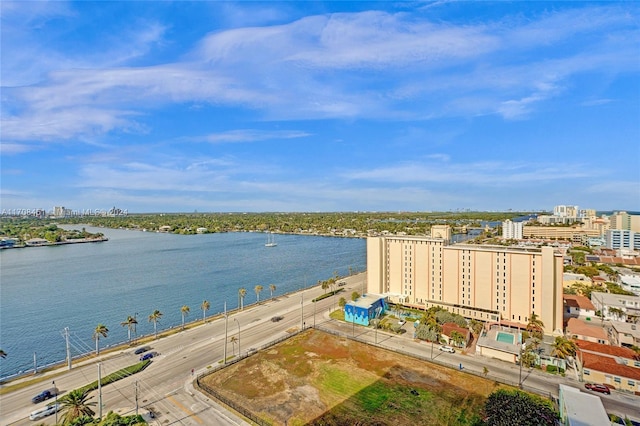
[29,403,61,420]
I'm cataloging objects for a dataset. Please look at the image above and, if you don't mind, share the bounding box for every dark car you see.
[271,315,284,322]
[140,352,156,361]
[31,390,55,404]
[585,383,611,395]
[134,346,151,355]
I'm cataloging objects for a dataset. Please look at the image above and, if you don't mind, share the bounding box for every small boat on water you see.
[265,232,277,247]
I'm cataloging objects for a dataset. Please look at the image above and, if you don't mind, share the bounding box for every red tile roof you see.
[566,318,607,340]
[563,295,596,311]
[441,322,470,339]
[582,352,640,381]
[576,339,640,360]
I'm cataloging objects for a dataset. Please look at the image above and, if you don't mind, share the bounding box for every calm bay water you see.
[0,227,365,380]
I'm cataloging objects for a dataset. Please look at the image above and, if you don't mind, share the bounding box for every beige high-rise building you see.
[610,211,640,232]
[367,236,564,335]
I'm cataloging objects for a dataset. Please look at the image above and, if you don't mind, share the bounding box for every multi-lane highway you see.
[2,272,638,425]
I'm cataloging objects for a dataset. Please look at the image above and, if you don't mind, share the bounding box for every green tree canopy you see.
[483,389,558,426]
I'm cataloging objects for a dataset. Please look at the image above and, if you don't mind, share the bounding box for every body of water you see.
[0,227,366,380]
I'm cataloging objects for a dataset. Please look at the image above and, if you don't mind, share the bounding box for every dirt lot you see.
[199,329,504,426]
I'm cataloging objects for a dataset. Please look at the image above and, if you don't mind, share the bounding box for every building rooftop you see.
[609,321,640,339]
[566,318,607,340]
[441,322,470,338]
[563,295,595,311]
[576,339,640,360]
[582,352,640,381]
[346,294,385,309]
[559,385,610,426]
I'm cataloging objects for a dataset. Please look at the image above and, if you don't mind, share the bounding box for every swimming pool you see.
[496,331,515,344]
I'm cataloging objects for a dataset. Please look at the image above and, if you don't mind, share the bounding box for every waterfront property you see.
[367,230,564,335]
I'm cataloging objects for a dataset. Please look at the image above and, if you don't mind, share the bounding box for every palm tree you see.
[551,336,578,360]
[450,331,466,348]
[321,281,329,294]
[230,335,238,356]
[148,310,163,339]
[93,324,109,356]
[0,349,6,358]
[526,313,545,339]
[121,316,138,344]
[59,388,96,424]
[255,285,263,303]
[238,288,247,310]
[201,300,210,323]
[351,291,360,301]
[269,284,276,299]
[180,305,190,330]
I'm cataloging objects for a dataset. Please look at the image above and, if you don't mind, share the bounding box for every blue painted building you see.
[344,294,388,326]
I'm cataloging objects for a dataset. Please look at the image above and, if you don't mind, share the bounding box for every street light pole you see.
[53,380,58,424]
[223,302,228,364]
[300,293,304,331]
[518,345,523,389]
[233,318,240,357]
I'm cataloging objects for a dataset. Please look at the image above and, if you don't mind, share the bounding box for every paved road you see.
[2,272,638,425]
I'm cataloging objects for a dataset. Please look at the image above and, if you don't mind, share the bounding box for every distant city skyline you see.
[1,2,639,213]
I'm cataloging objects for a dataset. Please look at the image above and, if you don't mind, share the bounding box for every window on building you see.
[584,369,590,375]
[614,377,621,384]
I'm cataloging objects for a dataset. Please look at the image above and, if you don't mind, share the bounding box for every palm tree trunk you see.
[154,322,157,339]
[95,337,99,356]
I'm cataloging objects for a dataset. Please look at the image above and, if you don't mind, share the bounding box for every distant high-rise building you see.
[554,205,579,218]
[502,220,523,240]
[609,211,640,232]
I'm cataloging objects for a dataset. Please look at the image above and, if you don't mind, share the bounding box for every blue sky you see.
[1,1,639,213]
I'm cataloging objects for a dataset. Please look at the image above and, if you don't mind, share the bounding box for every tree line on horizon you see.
[1,211,535,238]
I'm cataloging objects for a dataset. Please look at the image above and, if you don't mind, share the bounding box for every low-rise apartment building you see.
[591,292,640,323]
[576,340,640,394]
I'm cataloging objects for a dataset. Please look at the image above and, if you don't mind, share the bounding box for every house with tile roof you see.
[566,318,608,344]
[563,295,597,319]
[576,340,640,394]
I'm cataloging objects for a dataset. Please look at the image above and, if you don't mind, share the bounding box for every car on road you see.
[438,345,455,353]
[31,388,57,404]
[338,282,346,286]
[134,346,151,355]
[140,351,157,361]
[29,403,61,420]
[271,315,284,322]
[585,383,611,395]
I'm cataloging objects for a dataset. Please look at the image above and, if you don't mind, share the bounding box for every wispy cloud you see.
[193,129,311,144]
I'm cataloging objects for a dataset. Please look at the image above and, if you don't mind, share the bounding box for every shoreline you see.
[0,272,363,387]
[0,237,108,250]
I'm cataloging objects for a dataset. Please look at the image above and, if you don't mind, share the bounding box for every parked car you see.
[585,383,611,395]
[140,352,157,361]
[271,316,284,322]
[31,388,58,404]
[338,282,347,287]
[29,403,61,420]
[134,346,151,355]
[438,345,455,353]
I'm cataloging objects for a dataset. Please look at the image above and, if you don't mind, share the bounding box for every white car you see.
[29,403,61,420]
[438,345,455,353]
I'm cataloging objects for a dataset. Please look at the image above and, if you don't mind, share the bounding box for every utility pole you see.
[65,327,72,370]
[135,380,139,416]
[98,363,103,419]
[313,300,316,328]
[224,301,228,364]
[53,380,58,424]
[300,293,304,331]
[233,318,240,357]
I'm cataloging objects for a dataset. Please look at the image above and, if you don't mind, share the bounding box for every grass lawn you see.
[199,329,506,426]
